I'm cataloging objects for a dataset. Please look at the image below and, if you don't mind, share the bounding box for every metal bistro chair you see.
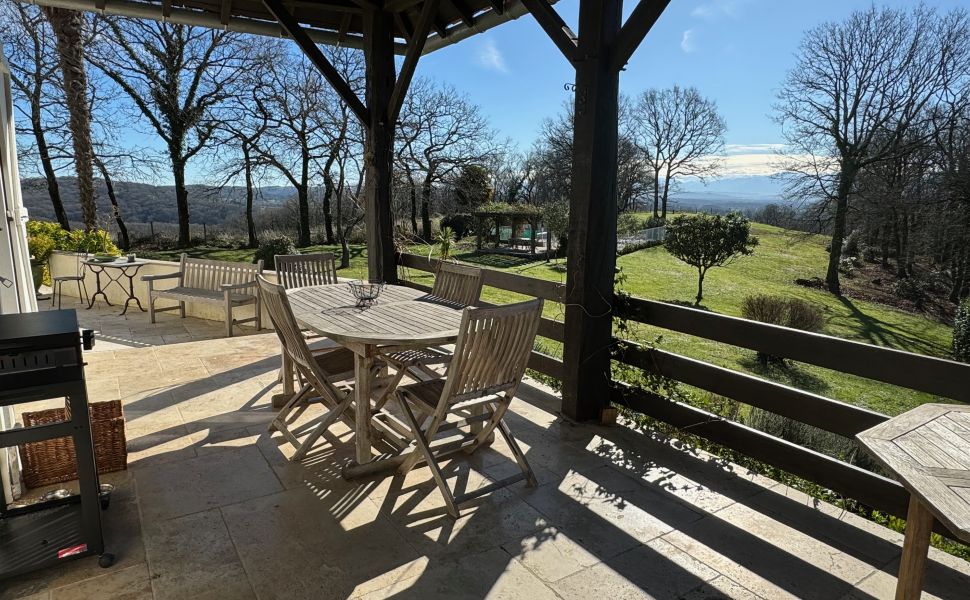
[378,262,486,399]
[258,275,374,461]
[275,253,338,289]
[392,298,543,517]
[50,252,89,310]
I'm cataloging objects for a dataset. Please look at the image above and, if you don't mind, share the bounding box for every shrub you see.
[665,212,758,305]
[842,229,861,257]
[643,215,665,229]
[892,276,930,308]
[954,300,970,363]
[617,212,643,236]
[439,214,476,240]
[254,236,297,266]
[747,408,860,463]
[741,294,825,364]
[861,245,879,263]
[838,256,856,277]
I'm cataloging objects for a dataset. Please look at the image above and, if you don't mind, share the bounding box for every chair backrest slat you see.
[257,275,343,399]
[439,299,543,407]
[181,255,262,293]
[275,253,338,289]
[431,262,484,307]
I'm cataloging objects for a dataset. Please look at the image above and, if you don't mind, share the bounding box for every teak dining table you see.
[286,283,464,475]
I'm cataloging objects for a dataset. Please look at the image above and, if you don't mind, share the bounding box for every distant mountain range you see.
[20,174,788,227]
[19,177,296,226]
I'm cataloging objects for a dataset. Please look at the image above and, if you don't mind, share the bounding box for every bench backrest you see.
[180,254,263,294]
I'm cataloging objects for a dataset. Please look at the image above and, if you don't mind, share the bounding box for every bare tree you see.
[44,7,97,230]
[89,19,247,247]
[396,79,501,241]
[631,86,726,220]
[1,3,72,229]
[776,5,970,295]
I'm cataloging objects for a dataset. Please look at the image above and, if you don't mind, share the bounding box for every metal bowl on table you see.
[347,280,384,306]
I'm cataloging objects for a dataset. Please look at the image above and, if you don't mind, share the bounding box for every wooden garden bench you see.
[143,254,263,337]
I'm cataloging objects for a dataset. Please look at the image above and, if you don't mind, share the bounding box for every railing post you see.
[562,0,622,421]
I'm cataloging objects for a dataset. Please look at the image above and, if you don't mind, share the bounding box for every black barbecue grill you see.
[0,309,113,580]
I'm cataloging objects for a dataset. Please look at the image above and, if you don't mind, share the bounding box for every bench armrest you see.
[142,272,181,282]
[221,280,256,292]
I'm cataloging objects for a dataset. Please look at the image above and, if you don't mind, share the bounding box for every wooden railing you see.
[397,254,970,540]
[396,253,565,380]
[613,295,970,540]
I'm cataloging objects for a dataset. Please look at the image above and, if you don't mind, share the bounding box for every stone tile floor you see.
[3,301,970,599]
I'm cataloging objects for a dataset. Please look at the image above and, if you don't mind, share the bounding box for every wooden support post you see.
[561,0,622,421]
[362,7,397,283]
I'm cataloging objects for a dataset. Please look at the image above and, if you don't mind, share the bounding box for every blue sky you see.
[413,0,968,182]
[109,0,965,186]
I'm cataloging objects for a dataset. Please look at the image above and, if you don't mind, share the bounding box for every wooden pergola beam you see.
[263,0,370,123]
[520,0,577,63]
[337,12,352,42]
[389,0,439,125]
[444,0,474,28]
[488,0,503,14]
[609,0,670,72]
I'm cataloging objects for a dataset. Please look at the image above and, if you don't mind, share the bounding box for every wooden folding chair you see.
[275,253,338,289]
[258,275,371,461]
[379,262,486,387]
[392,298,543,517]
[431,261,484,307]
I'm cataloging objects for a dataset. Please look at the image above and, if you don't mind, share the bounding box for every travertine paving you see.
[4,306,970,599]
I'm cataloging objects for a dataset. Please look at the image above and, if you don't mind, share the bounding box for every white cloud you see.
[476,39,508,73]
[681,29,697,53]
[691,0,749,20]
[724,143,785,156]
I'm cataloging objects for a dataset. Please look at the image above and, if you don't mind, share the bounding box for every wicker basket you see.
[19,400,128,489]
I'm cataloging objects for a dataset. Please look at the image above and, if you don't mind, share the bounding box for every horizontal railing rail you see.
[396,253,565,380]
[614,294,970,540]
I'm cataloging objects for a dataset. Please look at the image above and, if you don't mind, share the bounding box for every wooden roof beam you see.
[337,11,352,42]
[394,9,413,41]
[521,0,576,63]
[610,0,670,71]
[219,0,231,25]
[262,0,369,123]
[444,0,473,28]
[488,0,504,14]
[389,0,439,125]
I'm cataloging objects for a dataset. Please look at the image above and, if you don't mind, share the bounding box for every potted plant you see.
[27,233,55,294]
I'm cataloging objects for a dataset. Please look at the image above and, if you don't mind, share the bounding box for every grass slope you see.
[141,222,956,416]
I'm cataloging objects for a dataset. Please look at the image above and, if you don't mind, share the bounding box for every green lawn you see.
[140,223,957,416]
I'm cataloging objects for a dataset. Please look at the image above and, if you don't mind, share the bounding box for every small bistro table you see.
[856,404,970,600]
[286,283,464,476]
[83,258,151,316]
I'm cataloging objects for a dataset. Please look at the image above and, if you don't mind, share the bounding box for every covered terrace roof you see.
[23,0,551,53]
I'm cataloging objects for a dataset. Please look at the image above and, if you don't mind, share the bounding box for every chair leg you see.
[291,392,354,462]
[149,296,157,324]
[179,301,186,318]
[57,281,63,310]
[80,279,89,305]
[397,395,460,518]
[225,303,233,338]
[255,299,262,331]
[495,417,538,487]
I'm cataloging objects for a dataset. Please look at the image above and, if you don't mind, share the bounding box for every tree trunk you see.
[172,156,191,247]
[94,158,129,250]
[825,163,857,295]
[322,186,335,244]
[421,175,433,241]
[45,7,96,230]
[243,144,258,249]
[296,183,311,247]
[31,110,70,230]
[696,268,705,305]
[660,175,671,220]
[652,170,660,219]
[410,180,418,235]
[897,206,910,277]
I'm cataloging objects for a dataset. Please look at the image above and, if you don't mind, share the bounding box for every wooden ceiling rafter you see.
[337,11,353,42]
[444,0,474,28]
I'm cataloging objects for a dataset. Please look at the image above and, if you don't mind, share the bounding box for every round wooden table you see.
[286,284,464,470]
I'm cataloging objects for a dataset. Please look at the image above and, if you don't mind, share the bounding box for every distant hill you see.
[19,177,296,226]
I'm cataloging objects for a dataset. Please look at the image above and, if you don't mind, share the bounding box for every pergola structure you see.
[24,0,671,422]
